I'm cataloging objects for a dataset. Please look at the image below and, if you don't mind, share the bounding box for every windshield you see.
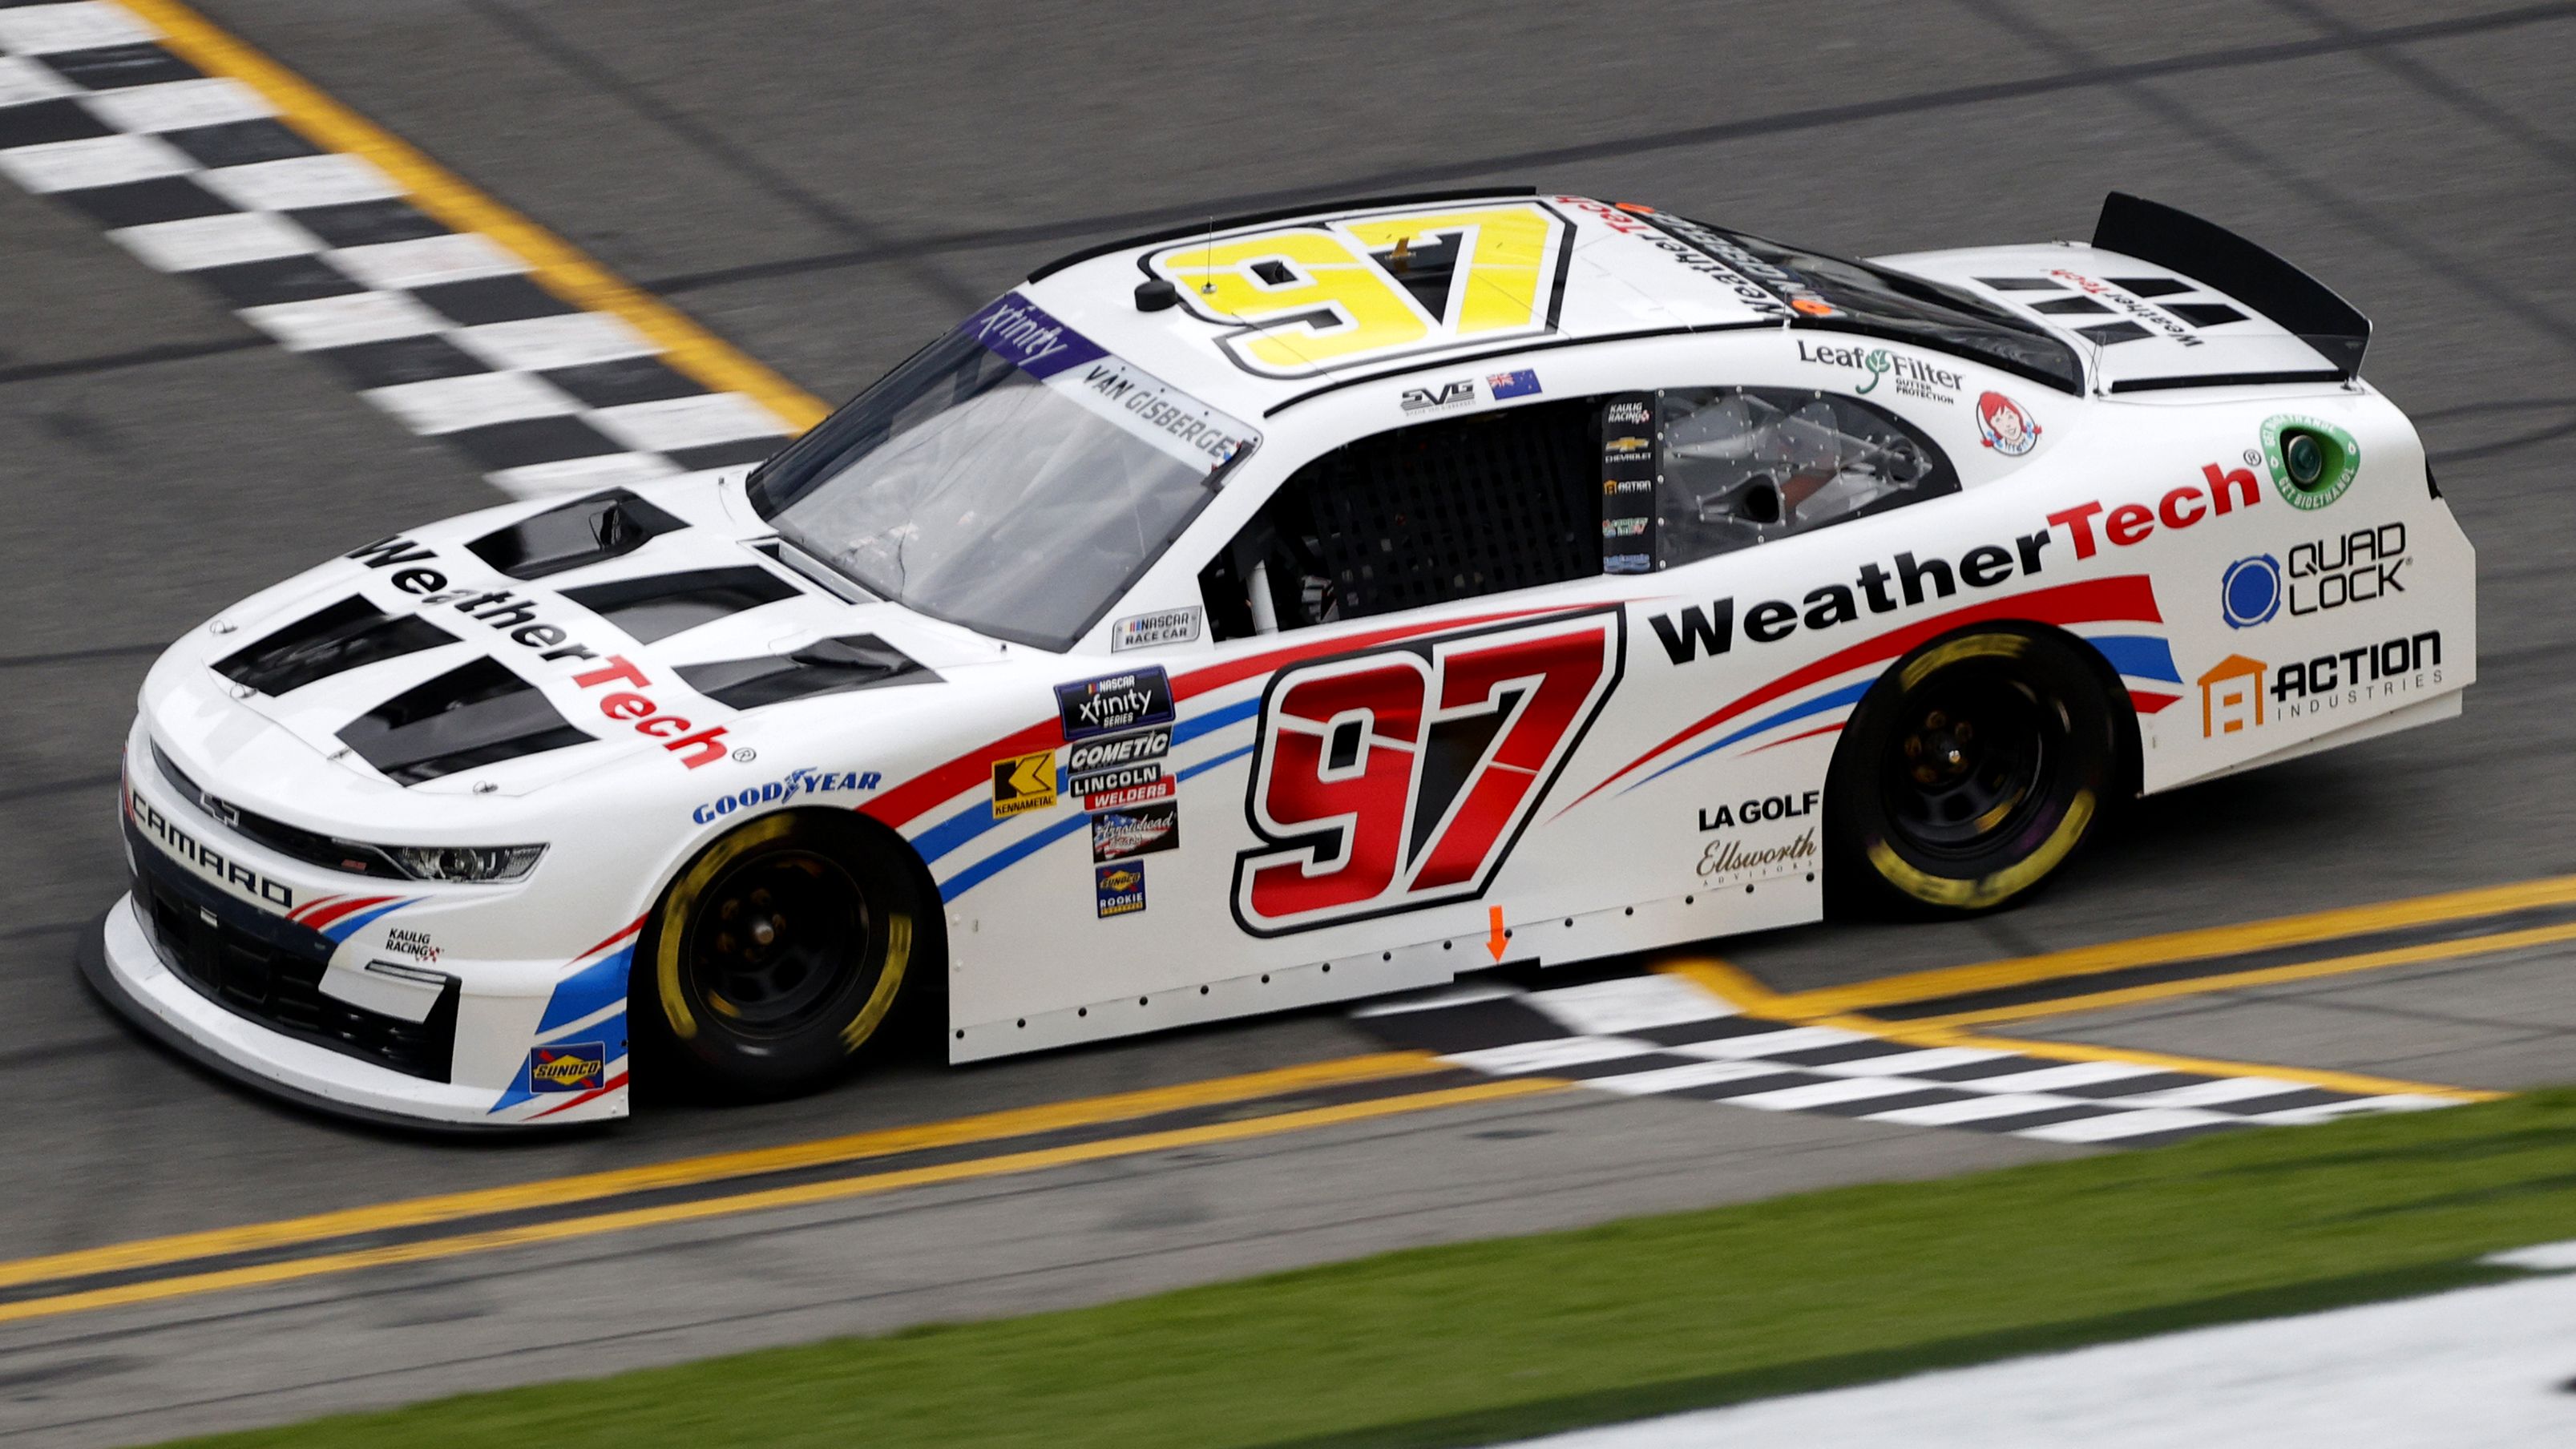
[1646,213,2085,394]
[748,294,1258,651]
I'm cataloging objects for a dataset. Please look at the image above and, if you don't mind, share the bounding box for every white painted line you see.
[1525,974,1740,1036]
[79,75,272,132]
[587,392,789,452]
[1810,1047,2015,1079]
[110,210,319,271]
[0,54,79,107]
[487,453,680,501]
[1862,1092,2087,1126]
[362,371,582,434]
[2094,1076,2320,1109]
[0,131,192,192]
[1952,1061,2168,1095]
[2482,1240,2576,1272]
[1584,1059,1798,1096]
[1496,1273,2576,1449]
[1728,1076,1948,1112]
[1667,1026,1871,1060]
[2247,1094,2457,1124]
[198,151,402,211]
[2016,1107,2238,1143]
[235,290,450,350]
[327,232,527,289]
[1443,1035,1658,1076]
[449,312,655,372]
[0,2,156,55]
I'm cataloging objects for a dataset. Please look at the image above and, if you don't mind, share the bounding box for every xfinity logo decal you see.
[1055,668,1175,741]
[959,293,1105,379]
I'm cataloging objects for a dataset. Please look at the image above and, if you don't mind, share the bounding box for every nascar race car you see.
[88,190,2474,1128]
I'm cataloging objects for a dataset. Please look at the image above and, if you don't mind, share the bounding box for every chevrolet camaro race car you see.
[87,188,2474,1129]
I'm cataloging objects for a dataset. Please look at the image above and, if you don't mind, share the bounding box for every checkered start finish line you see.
[0,0,798,499]
[1354,975,2457,1148]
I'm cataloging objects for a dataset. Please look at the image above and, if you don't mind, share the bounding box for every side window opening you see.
[1201,400,1600,640]
[1648,388,1956,569]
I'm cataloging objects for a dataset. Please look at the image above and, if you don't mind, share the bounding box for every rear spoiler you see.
[2093,192,2370,379]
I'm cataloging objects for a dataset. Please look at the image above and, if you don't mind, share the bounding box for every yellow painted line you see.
[1658,959,2500,1104]
[0,1079,1563,1328]
[1760,873,2576,1018]
[115,0,832,433]
[0,1052,1447,1294]
[1896,920,2576,1029]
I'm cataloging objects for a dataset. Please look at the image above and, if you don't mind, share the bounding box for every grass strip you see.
[177,1090,2576,1449]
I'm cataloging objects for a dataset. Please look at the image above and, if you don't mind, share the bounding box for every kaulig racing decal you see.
[1234,611,1622,934]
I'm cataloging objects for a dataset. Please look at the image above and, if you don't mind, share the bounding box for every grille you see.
[131,842,458,1083]
[151,743,409,879]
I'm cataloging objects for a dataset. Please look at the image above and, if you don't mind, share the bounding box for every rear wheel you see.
[643,811,923,1097]
[1828,628,2116,913]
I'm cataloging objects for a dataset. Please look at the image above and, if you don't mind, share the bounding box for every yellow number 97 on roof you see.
[1145,201,1571,378]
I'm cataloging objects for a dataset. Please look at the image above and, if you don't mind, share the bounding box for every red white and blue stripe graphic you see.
[862,606,1592,902]
[1569,575,2174,809]
[285,893,419,943]
[488,914,640,1117]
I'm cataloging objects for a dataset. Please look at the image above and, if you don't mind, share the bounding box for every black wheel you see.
[1828,628,2117,912]
[640,810,924,1097]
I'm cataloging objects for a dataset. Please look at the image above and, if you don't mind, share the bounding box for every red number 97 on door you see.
[1233,611,1625,934]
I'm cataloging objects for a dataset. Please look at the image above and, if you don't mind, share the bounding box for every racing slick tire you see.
[1827,626,2117,914]
[638,809,926,1099]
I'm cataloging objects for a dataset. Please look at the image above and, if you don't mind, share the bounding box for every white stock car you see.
[88,189,2474,1129]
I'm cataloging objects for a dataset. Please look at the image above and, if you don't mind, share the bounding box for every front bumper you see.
[102,735,637,1131]
[83,897,567,1133]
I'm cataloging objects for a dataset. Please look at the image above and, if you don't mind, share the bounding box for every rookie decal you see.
[991,751,1058,817]
[1056,668,1175,741]
[527,1043,605,1093]
[1235,611,1623,934]
[1091,802,1179,863]
[1096,863,1147,918]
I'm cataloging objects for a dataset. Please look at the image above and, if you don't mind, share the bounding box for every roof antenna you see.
[1199,216,1217,295]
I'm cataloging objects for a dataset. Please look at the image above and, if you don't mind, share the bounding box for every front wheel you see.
[640,810,924,1098]
[1827,628,2118,913]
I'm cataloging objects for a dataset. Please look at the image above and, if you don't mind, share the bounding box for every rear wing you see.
[2092,192,2369,380]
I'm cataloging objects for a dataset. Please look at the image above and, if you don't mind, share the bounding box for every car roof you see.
[1013,191,1788,422]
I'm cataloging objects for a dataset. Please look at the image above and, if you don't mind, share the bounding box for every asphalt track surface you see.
[2,1,2572,1441]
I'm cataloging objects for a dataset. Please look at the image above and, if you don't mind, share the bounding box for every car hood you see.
[152,475,1003,802]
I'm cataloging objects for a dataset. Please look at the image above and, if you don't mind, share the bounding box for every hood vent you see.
[467,488,687,581]
[337,657,592,785]
[559,566,801,644]
[676,635,939,709]
[216,596,457,696]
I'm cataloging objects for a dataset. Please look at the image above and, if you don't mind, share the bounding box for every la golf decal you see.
[1233,611,1622,934]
